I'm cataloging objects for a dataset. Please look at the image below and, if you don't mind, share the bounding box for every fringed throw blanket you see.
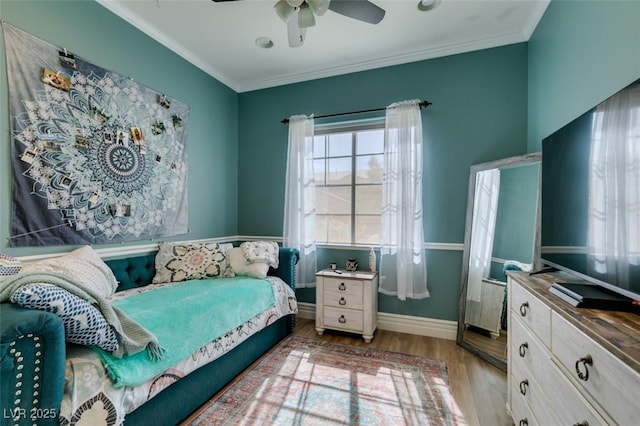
[0,271,162,359]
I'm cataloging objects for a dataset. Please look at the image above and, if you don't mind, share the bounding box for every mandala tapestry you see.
[3,23,189,247]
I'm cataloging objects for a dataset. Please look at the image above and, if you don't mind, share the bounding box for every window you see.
[313,121,384,245]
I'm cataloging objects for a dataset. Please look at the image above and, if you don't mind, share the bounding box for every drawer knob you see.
[519,302,529,317]
[573,422,589,426]
[519,379,529,396]
[519,342,528,358]
[338,282,346,291]
[339,297,347,306]
[338,315,346,324]
[519,419,528,426]
[575,355,593,381]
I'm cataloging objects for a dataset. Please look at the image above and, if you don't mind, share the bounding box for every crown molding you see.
[522,0,551,39]
[235,31,529,92]
[95,0,239,92]
[96,0,549,94]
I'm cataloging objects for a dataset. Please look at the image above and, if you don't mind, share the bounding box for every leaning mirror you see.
[457,152,541,371]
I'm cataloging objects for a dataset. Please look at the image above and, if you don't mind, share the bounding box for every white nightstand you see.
[315,269,378,343]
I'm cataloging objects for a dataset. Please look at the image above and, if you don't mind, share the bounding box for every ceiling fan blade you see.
[287,13,307,47]
[328,0,385,24]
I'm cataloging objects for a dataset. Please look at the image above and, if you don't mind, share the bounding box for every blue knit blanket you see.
[94,276,275,387]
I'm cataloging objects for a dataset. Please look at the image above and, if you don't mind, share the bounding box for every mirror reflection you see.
[457,153,541,371]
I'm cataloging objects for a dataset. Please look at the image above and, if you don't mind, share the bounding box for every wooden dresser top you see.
[508,271,640,375]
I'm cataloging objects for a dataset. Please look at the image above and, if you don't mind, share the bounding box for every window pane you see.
[327,158,352,185]
[316,215,328,243]
[356,129,384,155]
[329,133,352,157]
[355,185,382,214]
[313,135,326,158]
[327,215,351,244]
[313,159,326,184]
[356,154,383,184]
[316,186,351,215]
[356,215,381,245]
[314,123,385,246]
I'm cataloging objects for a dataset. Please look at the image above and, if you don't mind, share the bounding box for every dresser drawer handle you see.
[519,302,529,317]
[519,379,529,396]
[519,342,528,357]
[575,355,593,381]
[519,419,528,426]
[339,297,347,306]
[338,282,346,291]
[572,422,589,426]
[338,315,346,324]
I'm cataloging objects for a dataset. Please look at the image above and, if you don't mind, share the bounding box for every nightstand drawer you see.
[324,279,363,309]
[324,278,363,297]
[323,306,363,332]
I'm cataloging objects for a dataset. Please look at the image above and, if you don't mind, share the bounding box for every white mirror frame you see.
[457,152,541,371]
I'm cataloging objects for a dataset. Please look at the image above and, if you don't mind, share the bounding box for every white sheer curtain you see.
[587,83,640,287]
[379,100,429,300]
[283,115,317,288]
[467,169,501,302]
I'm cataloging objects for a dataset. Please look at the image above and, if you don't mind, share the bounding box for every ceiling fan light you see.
[275,0,295,22]
[418,0,440,12]
[286,0,304,7]
[298,3,316,28]
[308,0,329,16]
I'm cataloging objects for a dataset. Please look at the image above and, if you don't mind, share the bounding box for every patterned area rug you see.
[187,335,458,425]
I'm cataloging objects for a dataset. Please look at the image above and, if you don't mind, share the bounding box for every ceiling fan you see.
[212,0,385,47]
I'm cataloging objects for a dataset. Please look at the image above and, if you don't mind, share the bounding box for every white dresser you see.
[315,269,378,343]
[507,271,640,426]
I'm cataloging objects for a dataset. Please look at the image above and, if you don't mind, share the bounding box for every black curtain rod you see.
[280,100,432,124]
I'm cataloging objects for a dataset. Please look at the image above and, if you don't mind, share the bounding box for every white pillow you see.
[228,247,270,279]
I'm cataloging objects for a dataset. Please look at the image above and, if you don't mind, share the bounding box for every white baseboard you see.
[297,302,457,341]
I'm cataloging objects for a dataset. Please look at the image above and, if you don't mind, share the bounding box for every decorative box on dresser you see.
[507,271,640,426]
[315,269,378,343]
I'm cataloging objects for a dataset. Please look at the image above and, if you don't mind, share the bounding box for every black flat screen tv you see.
[541,78,640,308]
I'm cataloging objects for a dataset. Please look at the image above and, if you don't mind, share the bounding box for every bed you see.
[0,242,299,425]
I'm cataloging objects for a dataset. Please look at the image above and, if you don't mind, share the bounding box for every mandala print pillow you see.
[152,242,235,284]
[11,283,119,352]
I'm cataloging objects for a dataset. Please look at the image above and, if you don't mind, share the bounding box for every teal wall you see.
[3,0,636,324]
[0,1,239,257]
[527,0,640,152]
[238,44,530,321]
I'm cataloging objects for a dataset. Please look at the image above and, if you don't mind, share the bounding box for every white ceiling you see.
[97,0,549,93]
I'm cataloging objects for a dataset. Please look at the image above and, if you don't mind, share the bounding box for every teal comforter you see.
[94,277,275,387]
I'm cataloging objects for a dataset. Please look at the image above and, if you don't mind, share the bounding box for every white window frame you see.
[313,119,385,247]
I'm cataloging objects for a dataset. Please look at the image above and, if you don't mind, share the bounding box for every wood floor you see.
[292,318,512,426]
